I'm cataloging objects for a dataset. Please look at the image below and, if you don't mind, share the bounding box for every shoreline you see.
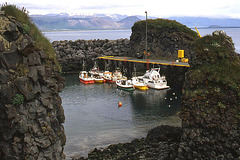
[72,125,182,160]
[66,115,181,160]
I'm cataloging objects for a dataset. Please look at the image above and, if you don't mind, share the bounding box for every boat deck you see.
[98,56,190,67]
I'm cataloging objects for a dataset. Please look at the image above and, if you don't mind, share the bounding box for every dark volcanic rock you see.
[179,30,240,159]
[130,19,198,59]
[146,125,182,143]
[0,9,66,160]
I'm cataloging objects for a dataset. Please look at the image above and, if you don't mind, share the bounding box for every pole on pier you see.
[145,11,148,59]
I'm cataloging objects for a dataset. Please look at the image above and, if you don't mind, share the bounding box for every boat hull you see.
[116,80,135,91]
[134,85,148,90]
[79,78,95,84]
[117,85,135,91]
[147,83,170,90]
[104,78,115,83]
[94,79,105,83]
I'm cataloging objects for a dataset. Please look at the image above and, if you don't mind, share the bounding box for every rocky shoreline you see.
[74,125,182,160]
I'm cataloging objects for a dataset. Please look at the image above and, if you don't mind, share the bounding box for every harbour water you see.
[61,74,182,158]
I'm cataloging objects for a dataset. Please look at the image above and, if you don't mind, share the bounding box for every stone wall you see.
[53,39,131,73]
[0,12,66,159]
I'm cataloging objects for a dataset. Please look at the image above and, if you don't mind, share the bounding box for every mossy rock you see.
[190,30,239,67]
[1,4,61,72]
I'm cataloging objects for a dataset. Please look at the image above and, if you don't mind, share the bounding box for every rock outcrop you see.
[179,30,240,159]
[53,39,130,72]
[75,125,181,160]
[130,19,198,59]
[0,8,66,160]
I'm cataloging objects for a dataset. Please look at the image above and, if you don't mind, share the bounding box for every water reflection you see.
[61,74,181,159]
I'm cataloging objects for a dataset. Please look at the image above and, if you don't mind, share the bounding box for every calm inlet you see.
[61,74,182,158]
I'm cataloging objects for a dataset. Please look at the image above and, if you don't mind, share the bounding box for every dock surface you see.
[98,56,190,67]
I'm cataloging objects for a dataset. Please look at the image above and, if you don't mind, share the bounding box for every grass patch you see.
[1,3,61,72]
[12,93,24,105]
[132,18,198,37]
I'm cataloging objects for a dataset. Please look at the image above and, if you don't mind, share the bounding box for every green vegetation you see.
[133,18,198,37]
[0,3,61,71]
[12,94,24,105]
[186,31,240,98]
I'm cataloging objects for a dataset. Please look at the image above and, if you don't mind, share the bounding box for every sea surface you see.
[43,28,240,53]
[61,74,182,159]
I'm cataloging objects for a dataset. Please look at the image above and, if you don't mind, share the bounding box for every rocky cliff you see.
[179,30,240,159]
[130,19,198,59]
[0,6,66,159]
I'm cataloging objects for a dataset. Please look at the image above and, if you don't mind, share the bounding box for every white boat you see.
[116,79,135,91]
[79,71,95,84]
[89,67,105,83]
[103,71,115,83]
[147,78,169,90]
[131,77,148,90]
[113,68,127,82]
[140,68,170,90]
[104,68,127,83]
[92,74,105,83]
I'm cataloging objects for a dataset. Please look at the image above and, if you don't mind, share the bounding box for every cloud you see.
[1,0,240,18]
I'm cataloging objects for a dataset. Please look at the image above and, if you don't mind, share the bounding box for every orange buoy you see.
[118,102,122,107]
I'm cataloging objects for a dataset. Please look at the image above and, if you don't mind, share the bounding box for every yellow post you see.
[178,50,184,59]
[195,27,201,38]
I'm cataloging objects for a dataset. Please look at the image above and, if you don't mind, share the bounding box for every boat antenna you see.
[93,61,97,68]
[82,59,86,71]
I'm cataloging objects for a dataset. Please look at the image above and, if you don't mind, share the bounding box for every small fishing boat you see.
[79,71,95,84]
[89,67,105,83]
[131,77,148,90]
[116,79,135,91]
[113,68,127,82]
[103,71,115,83]
[104,68,127,83]
[140,68,169,90]
[93,74,105,83]
[147,77,170,90]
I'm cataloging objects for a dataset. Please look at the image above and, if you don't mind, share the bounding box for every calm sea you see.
[43,28,240,53]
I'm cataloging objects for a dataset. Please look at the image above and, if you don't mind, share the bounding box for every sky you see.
[2,0,240,19]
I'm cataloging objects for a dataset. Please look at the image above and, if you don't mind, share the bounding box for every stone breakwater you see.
[52,39,131,73]
[0,12,65,159]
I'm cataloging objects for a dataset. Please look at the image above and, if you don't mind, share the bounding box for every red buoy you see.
[118,102,122,107]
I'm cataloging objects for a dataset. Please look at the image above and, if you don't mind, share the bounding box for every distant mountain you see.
[30,13,240,31]
[117,16,141,28]
[168,17,240,28]
[31,14,141,31]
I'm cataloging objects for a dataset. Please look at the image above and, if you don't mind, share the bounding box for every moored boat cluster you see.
[79,67,170,91]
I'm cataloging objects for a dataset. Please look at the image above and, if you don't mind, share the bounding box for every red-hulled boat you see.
[79,71,95,84]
